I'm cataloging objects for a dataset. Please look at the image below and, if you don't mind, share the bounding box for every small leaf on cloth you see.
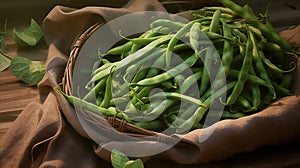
[0,50,12,71]
[13,19,43,47]
[124,159,144,168]
[111,149,130,168]
[10,56,45,85]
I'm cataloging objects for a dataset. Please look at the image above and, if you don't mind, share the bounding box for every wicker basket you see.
[62,0,221,137]
[62,22,158,136]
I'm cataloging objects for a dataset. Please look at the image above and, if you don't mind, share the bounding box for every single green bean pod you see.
[226,29,253,105]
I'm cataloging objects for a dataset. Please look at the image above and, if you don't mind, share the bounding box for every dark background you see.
[1,0,299,29]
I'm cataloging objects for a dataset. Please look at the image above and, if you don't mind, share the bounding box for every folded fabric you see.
[0,0,300,167]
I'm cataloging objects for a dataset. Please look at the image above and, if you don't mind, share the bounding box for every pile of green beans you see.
[60,0,298,134]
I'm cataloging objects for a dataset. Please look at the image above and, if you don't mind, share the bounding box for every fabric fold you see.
[1,0,300,167]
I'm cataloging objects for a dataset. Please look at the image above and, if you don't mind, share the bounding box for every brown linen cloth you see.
[1,0,300,167]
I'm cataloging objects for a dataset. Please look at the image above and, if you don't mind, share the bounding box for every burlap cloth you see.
[1,0,300,167]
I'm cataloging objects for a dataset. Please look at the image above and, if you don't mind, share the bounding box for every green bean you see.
[231,28,247,43]
[145,43,190,78]
[261,18,295,53]
[129,99,175,122]
[202,6,235,15]
[112,82,130,98]
[189,22,202,54]
[145,56,165,78]
[92,61,119,75]
[133,119,166,131]
[226,29,252,105]
[105,41,134,56]
[229,69,271,88]
[143,99,175,116]
[211,21,234,92]
[248,25,263,40]
[221,110,245,119]
[165,113,178,126]
[118,35,173,70]
[165,20,197,67]
[54,87,132,122]
[200,86,211,102]
[150,19,186,32]
[110,97,128,107]
[259,50,296,73]
[83,77,107,102]
[131,66,149,84]
[204,32,233,41]
[87,63,119,88]
[125,44,190,87]
[128,30,161,55]
[199,48,214,96]
[147,92,207,108]
[262,42,285,60]
[125,36,164,46]
[123,63,141,83]
[209,9,221,33]
[91,58,110,75]
[201,26,210,32]
[227,22,244,29]
[161,81,176,90]
[100,67,114,108]
[198,10,222,94]
[273,82,292,96]
[130,86,154,107]
[174,74,186,88]
[180,71,202,94]
[91,38,171,87]
[128,93,144,110]
[177,81,236,133]
[249,30,276,99]
[134,54,198,86]
[96,95,103,106]
[101,58,111,64]
[249,83,261,111]
[204,11,234,21]
[219,0,256,20]
[220,21,234,77]
[280,73,293,89]
[235,95,252,112]
[220,0,294,53]
[166,114,189,129]
[177,104,199,120]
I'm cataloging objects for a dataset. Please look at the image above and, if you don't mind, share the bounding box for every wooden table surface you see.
[0,25,45,139]
[1,1,300,167]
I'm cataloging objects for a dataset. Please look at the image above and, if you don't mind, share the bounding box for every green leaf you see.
[0,20,7,35]
[13,19,43,47]
[124,159,144,168]
[0,20,8,51]
[10,57,45,85]
[0,50,12,71]
[0,37,6,50]
[111,149,130,168]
